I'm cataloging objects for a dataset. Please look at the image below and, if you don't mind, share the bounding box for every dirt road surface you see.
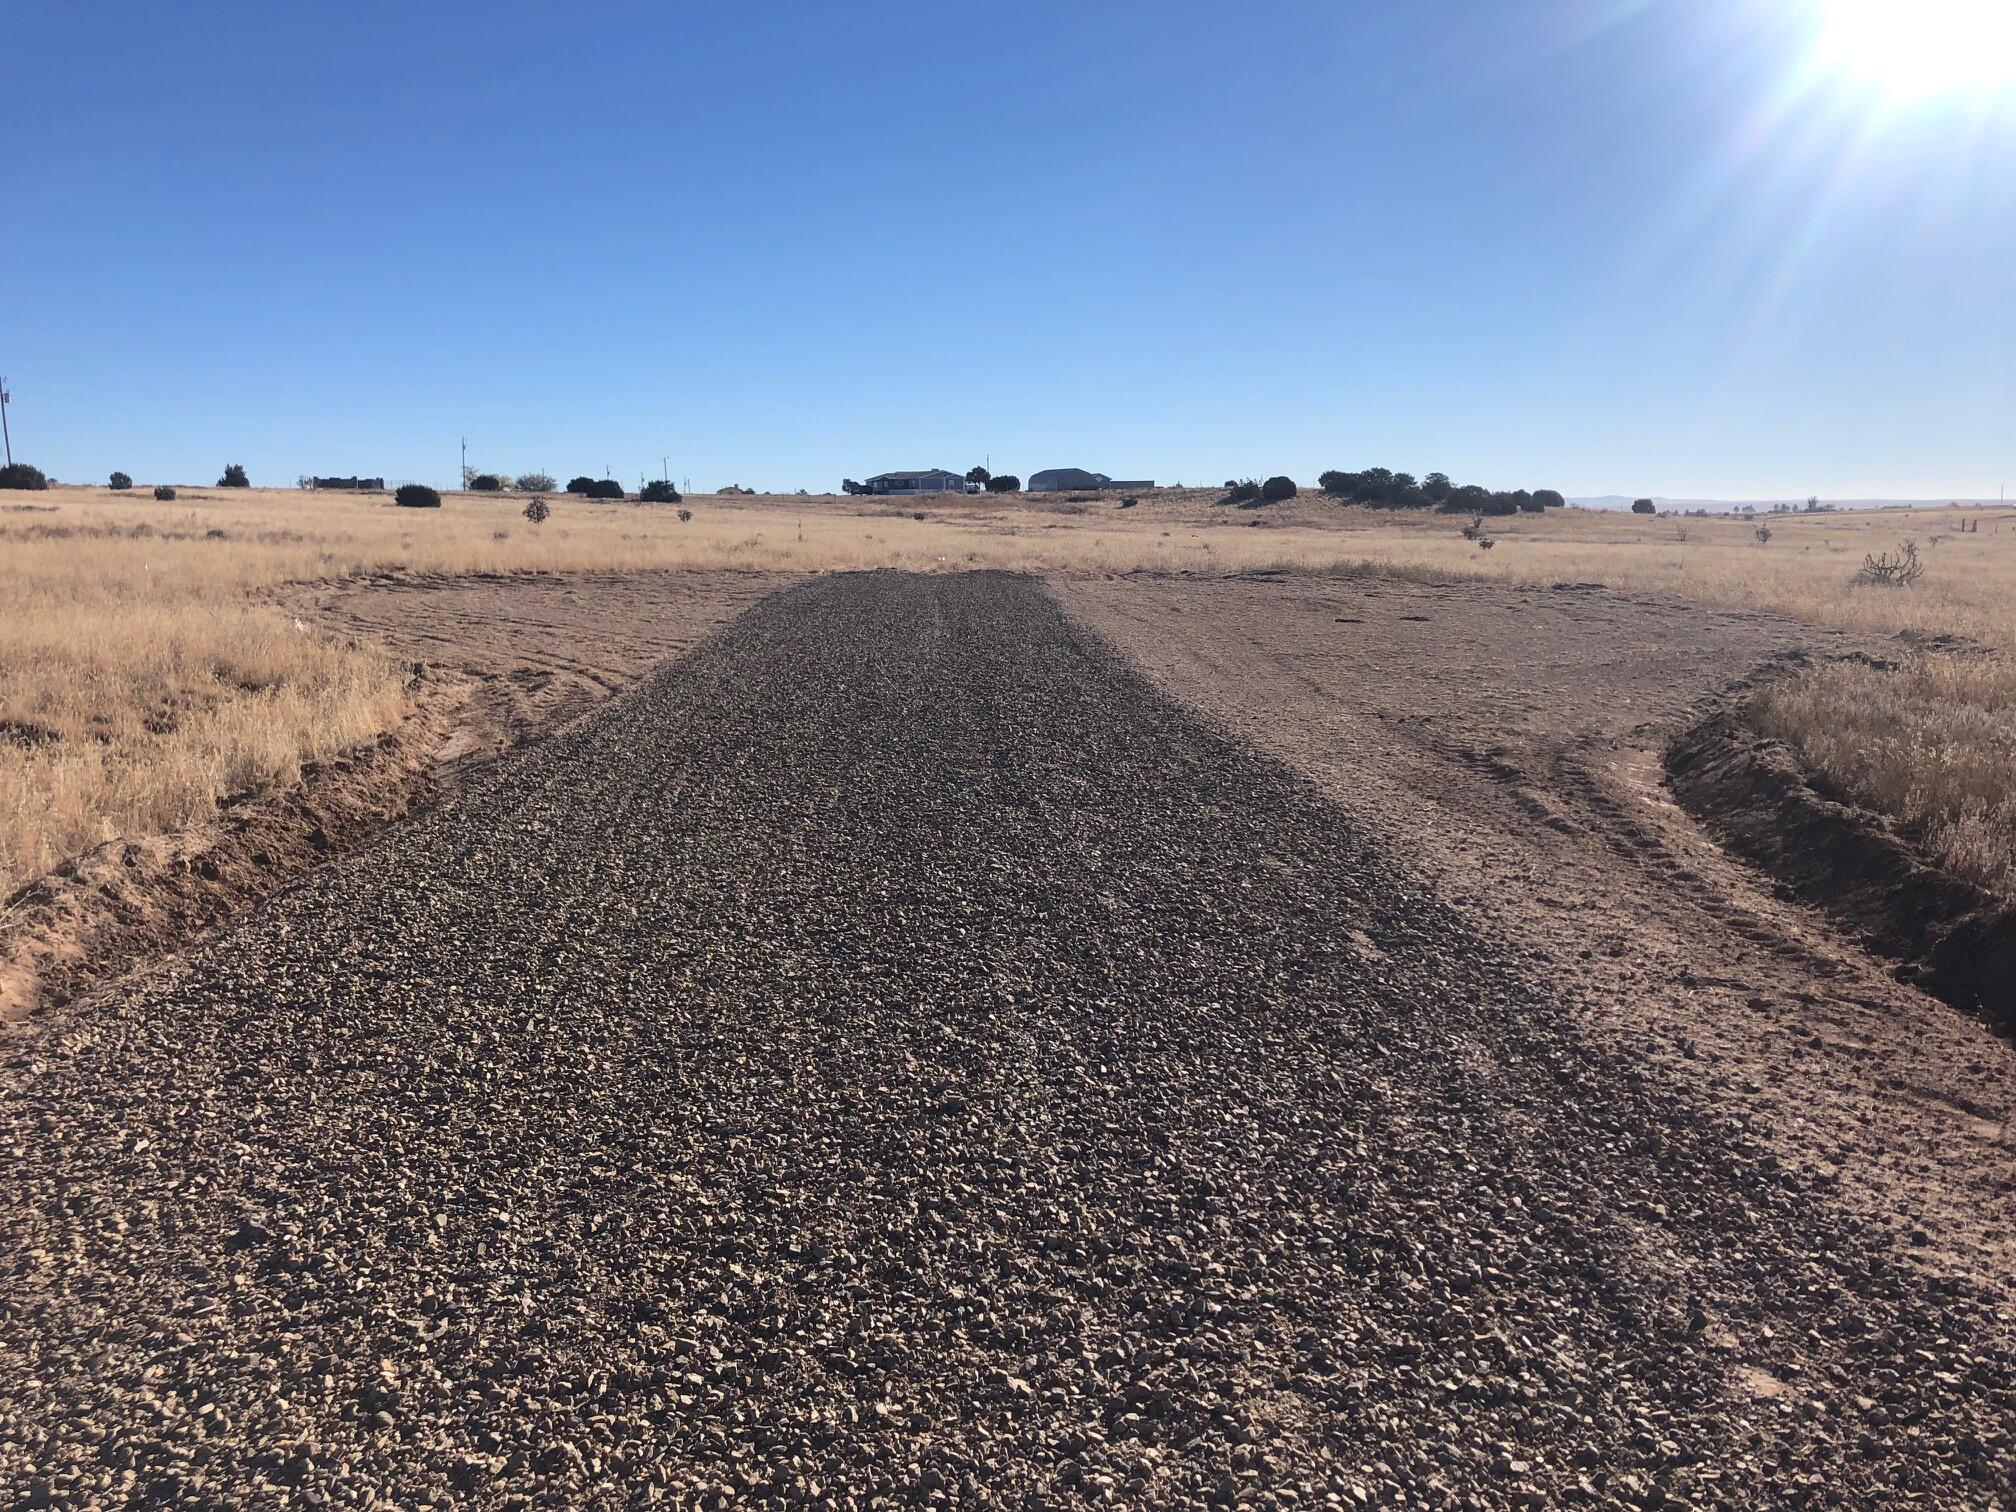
[2,572,2010,1508]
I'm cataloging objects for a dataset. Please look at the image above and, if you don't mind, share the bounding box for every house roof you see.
[868,468,962,481]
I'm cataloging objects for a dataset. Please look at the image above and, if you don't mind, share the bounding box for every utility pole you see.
[460,436,467,490]
[0,377,11,467]
[662,455,669,482]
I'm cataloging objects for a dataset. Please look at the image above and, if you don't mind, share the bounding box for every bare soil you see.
[1053,570,2016,1295]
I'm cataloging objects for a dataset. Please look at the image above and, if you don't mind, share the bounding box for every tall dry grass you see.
[4,482,2014,896]
[1752,655,2016,899]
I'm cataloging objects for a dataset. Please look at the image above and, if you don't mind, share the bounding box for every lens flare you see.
[1811,0,2016,101]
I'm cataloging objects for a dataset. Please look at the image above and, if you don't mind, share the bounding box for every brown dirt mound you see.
[0,699,454,1027]
[1666,707,2016,1034]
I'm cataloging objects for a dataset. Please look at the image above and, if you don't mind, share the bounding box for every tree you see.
[566,476,597,494]
[522,495,550,524]
[1318,470,1352,496]
[585,478,626,500]
[0,463,49,490]
[109,471,133,490]
[841,478,867,495]
[986,474,1020,492]
[218,463,250,488]
[1631,498,1656,514]
[1423,472,1452,503]
[638,479,681,503]
[1223,479,1262,504]
[1531,488,1565,509]
[469,474,504,492]
[515,472,556,492]
[965,466,990,484]
[395,484,442,508]
[1261,475,1298,502]
[1514,489,1541,513]
[153,485,176,501]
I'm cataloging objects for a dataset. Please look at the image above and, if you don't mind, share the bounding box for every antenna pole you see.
[0,377,12,467]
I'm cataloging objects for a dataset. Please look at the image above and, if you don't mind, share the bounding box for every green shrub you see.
[585,478,625,500]
[109,471,133,490]
[677,507,693,522]
[1532,488,1565,509]
[515,472,556,492]
[1223,479,1261,504]
[522,495,550,523]
[218,463,249,487]
[469,474,504,492]
[566,476,597,494]
[0,463,50,490]
[1631,498,1656,514]
[395,483,442,509]
[638,479,682,503]
[985,474,1020,492]
[1261,475,1297,502]
[153,485,176,501]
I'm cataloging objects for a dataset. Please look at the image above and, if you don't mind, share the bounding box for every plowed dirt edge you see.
[0,687,464,1029]
[1666,705,2016,1035]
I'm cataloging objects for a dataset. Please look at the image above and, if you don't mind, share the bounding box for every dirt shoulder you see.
[1051,569,2016,1296]
[1,569,790,1029]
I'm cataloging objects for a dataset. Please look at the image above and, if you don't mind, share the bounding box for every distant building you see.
[1028,468,1154,493]
[863,469,972,495]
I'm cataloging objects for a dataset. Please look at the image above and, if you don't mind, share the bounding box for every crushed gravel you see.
[2,570,2009,1508]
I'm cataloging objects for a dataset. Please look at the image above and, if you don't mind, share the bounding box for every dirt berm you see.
[2,572,2009,1508]
[1667,706,2016,1035]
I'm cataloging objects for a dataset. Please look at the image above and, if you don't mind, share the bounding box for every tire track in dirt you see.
[2,571,2009,1508]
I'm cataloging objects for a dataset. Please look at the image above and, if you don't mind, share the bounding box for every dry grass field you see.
[4,480,2014,897]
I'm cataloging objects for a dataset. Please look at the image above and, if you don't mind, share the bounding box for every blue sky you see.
[6,1,2011,497]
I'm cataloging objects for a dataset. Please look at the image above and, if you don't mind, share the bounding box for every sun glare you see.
[1811,0,2016,101]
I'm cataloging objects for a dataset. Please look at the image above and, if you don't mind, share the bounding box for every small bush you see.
[522,496,550,524]
[677,507,693,522]
[469,474,504,492]
[1261,475,1297,502]
[1531,488,1565,509]
[218,463,250,488]
[109,471,133,490]
[0,462,49,490]
[1630,498,1655,515]
[1755,525,1773,544]
[1120,497,1138,509]
[566,476,597,494]
[1854,541,1924,588]
[913,511,927,521]
[1222,479,1261,505]
[395,483,442,509]
[515,472,556,493]
[153,485,177,501]
[638,479,682,503]
[986,474,1020,492]
[585,478,626,500]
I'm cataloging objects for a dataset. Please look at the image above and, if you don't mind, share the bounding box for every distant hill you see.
[1569,495,2007,514]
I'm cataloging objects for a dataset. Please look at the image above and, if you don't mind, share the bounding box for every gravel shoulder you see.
[3,570,2010,1508]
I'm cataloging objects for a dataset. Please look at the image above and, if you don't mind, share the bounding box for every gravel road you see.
[3,571,2010,1509]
